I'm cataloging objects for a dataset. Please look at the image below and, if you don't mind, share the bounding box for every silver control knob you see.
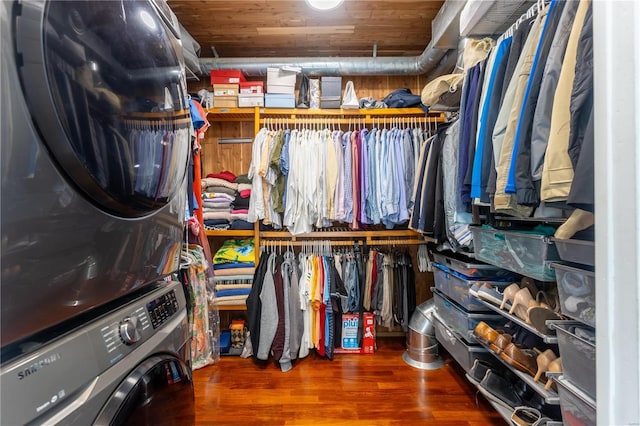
[119,316,142,345]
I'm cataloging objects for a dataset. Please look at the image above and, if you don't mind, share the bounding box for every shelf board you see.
[260,229,429,238]
[215,305,247,311]
[475,298,558,344]
[476,340,560,405]
[205,107,255,121]
[205,230,255,237]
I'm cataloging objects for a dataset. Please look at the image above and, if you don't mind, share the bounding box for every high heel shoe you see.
[533,349,557,382]
[500,283,520,310]
[509,288,534,322]
[528,289,563,334]
[544,357,563,391]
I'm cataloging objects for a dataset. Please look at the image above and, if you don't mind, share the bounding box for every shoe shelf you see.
[475,297,558,344]
[476,340,560,405]
[465,376,515,424]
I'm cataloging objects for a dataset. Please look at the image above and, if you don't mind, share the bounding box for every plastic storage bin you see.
[471,226,560,281]
[432,252,513,279]
[552,238,595,267]
[433,290,506,343]
[556,376,596,426]
[433,316,494,373]
[432,263,514,311]
[552,263,595,328]
[553,321,596,400]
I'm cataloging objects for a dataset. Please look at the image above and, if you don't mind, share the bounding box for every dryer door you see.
[16,0,190,217]
[94,354,195,425]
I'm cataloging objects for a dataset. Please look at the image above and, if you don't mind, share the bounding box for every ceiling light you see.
[305,0,345,11]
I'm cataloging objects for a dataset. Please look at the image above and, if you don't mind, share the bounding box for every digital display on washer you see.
[146,290,179,329]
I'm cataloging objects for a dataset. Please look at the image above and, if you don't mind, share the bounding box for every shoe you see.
[527,305,562,334]
[477,283,504,306]
[500,283,520,310]
[499,343,538,377]
[479,369,524,409]
[511,406,542,426]
[489,332,513,355]
[468,359,494,385]
[469,282,486,297]
[533,349,557,383]
[544,357,562,391]
[509,288,534,323]
[473,321,501,345]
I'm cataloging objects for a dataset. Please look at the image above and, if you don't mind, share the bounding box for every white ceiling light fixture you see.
[305,0,345,11]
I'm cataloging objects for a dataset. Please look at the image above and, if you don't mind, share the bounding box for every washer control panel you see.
[146,289,179,329]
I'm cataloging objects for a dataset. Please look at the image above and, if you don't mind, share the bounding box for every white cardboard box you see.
[267,67,297,94]
[238,93,264,107]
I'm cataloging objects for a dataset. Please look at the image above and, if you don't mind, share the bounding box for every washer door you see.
[16,0,190,217]
[94,354,195,425]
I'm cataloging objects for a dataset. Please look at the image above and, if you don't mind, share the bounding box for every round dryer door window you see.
[16,0,190,217]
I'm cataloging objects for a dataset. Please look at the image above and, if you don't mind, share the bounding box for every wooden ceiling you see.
[168,0,445,58]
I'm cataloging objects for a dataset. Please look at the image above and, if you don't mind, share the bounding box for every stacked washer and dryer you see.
[1,1,196,424]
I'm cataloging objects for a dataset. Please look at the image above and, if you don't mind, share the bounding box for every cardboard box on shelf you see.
[240,81,265,94]
[210,70,246,85]
[334,312,376,354]
[213,84,239,96]
[238,93,264,107]
[213,96,238,108]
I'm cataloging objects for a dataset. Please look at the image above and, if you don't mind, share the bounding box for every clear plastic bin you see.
[552,263,595,328]
[556,375,596,426]
[432,252,512,278]
[433,316,494,373]
[433,290,506,343]
[553,321,596,400]
[432,263,514,312]
[552,238,595,267]
[471,227,560,281]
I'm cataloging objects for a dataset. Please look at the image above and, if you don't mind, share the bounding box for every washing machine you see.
[0,281,195,425]
[1,0,195,423]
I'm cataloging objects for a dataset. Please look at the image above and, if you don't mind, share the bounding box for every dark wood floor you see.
[193,337,505,425]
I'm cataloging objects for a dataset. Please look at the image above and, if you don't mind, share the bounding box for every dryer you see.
[0,281,195,425]
[1,0,195,423]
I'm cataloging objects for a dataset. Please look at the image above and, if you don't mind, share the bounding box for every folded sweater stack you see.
[202,172,253,231]
[211,239,256,306]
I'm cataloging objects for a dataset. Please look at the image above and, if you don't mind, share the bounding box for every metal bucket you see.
[403,298,444,370]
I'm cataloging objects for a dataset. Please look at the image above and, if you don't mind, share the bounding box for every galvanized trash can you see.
[402,298,444,370]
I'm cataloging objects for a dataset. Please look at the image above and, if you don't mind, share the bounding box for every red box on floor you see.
[334,313,376,354]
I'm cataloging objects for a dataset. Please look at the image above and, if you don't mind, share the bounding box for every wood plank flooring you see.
[193,337,504,425]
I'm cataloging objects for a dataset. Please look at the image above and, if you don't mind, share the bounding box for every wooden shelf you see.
[260,229,435,245]
[216,305,247,311]
[205,230,255,237]
[204,107,444,123]
[205,107,256,121]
